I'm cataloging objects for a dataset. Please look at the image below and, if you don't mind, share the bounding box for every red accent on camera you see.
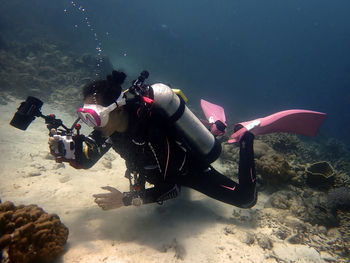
[134,185,142,191]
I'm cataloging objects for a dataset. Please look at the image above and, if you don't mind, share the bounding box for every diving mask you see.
[77,93,126,128]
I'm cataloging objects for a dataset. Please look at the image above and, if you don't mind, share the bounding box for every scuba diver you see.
[48,70,326,210]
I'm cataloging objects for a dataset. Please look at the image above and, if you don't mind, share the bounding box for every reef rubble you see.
[219,132,350,262]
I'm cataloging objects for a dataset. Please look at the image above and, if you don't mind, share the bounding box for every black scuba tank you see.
[151,83,221,164]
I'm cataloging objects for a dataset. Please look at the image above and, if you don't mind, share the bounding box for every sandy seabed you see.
[0,98,329,263]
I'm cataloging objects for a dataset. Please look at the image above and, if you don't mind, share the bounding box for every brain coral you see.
[0,200,69,263]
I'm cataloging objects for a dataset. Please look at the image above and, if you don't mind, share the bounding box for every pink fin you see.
[201,99,227,136]
[229,109,327,143]
[201,99,226,123]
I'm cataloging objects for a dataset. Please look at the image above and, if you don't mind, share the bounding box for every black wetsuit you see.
[77,106,257,208]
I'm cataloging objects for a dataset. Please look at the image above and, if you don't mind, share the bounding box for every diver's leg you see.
[180,132,257,208]
[237,131,257,207]
[238,132,256,188]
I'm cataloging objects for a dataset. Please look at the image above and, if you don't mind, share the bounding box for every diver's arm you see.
[122,183,180,206]
[75,130,113,169]
[93,183,180,210]
[144,184,180,204]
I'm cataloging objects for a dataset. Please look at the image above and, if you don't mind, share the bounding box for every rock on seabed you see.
[272,243,324,263]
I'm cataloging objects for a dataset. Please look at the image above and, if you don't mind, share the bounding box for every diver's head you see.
[78,70,128,136]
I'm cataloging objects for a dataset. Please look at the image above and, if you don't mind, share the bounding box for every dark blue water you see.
[2,0,350,142]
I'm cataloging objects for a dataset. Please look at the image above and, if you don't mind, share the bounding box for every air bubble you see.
[67,0,105,79]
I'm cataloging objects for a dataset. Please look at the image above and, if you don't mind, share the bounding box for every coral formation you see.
[214,115,350,261]
[306,161,335,189]
[0,200,69,263]
[220,142,239,164]
[260,133,324,163]
[255,152,294,187]
[0,40,113,113]
[260,133,301,154]
[253,200,349,261]
[265,189,338,227]
[253,140,274,158]
[327,187,350,213]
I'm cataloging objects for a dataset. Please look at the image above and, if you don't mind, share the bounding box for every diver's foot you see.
[233,124,244,132]
[241,131,254,142]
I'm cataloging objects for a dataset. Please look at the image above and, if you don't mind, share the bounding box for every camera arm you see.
[41,113,71,133]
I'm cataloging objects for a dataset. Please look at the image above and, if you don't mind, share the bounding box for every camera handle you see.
[40,113,81,138]
[40,113,70,133]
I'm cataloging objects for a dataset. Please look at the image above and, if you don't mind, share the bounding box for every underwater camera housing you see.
[10,96,84,164]
[10,96,73,133]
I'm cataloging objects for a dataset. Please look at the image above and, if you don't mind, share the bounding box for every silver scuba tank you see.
[151,83,221,164]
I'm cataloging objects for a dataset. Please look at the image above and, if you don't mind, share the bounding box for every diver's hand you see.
[48,128,60,156]
[93,186,125,210]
